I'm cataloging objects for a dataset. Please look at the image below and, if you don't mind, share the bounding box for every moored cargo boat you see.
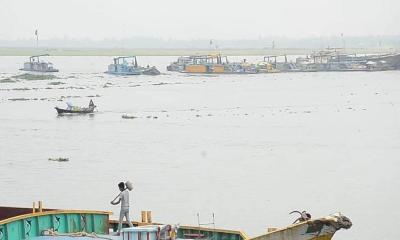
[181,54,258,74]
[19,54,59,73]
[167,56,195,72]
[258,55,299,73]
[0,206,110,240]
[295,49,400,71]
[0,205,352,240]
[251,213,352,240]
[105,56,160,75]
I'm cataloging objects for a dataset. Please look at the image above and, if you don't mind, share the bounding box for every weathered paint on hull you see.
[0,206,350,240]
[177,225,248,240]
[252,224,336,240]
[19,69,59,72]
[250,214,351,240]
[0,209,110,240]
[105,71,141,75]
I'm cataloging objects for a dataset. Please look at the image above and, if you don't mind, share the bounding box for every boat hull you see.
[105,68,160,76]
[55,107,95,114]
[19,68,59,73]
[0,206,351,240]
[105,71,141,75]
[0,206,110,240]
[250,213,352,240]
[366,53,400,69]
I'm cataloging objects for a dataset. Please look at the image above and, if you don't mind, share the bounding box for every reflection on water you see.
[0,56,400,240]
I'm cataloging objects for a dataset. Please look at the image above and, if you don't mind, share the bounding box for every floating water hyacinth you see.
[48,157,69,162]
[13,73,59,81]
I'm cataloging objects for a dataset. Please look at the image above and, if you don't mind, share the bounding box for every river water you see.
[0,56,399,240]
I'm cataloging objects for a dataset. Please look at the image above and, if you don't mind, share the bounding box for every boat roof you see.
[114,56,137,60]
[264,55,287,57]
[193,54,226,59]
[30,54,50,58]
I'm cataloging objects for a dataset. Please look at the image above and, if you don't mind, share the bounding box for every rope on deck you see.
[41,229,114,240]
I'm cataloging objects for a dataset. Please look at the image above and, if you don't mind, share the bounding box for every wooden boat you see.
[55,100,96,114]
[295,49,400,72]
[55,106,96,114]
[181,54,258,74]
[19,54,59,72]
[258,55,300,73]
[0,206,110,240]
[0,205,352,240]
[167,56,196,72]
[251,213,352,240]
[105,56,160,75]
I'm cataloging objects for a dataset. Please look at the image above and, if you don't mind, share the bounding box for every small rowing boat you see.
[55,99,96,114]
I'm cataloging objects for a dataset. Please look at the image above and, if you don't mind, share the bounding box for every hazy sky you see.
[1,0,399,40]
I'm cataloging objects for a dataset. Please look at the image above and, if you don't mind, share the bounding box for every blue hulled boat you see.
[105,56,160,75]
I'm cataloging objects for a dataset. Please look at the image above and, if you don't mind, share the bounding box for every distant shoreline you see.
[0,47,398,56]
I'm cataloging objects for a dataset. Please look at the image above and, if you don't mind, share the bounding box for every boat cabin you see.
[20,54,59,72]
[183,54,229,73]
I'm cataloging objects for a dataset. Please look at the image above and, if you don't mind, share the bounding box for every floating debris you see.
[152,82,168,86]
[59,86,85,90]
[60,95,82,99]
[48,157,69,162]
[8,98,30,101]
[48,81,66,85]
[0,78,17,83]
[13,73,59,81]
[11,87,30,91]
[103,82,113,88]
[122,114,137,119]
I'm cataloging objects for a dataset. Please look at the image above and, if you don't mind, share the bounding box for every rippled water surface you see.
[1,56,399,240]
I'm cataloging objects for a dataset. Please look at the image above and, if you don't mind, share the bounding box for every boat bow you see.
[251,213,352,240]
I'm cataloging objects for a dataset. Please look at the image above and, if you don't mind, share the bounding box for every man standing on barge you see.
[111,182,134,234]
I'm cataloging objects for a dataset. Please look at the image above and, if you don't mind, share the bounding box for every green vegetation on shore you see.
[0,47,398,56]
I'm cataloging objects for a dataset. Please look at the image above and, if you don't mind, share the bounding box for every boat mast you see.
[35,29,39,48]
[341,33,345,50]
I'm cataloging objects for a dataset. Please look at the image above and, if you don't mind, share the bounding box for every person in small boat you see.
[66,99,73,110]
[111,182,134,234]
[89,99,95,108]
